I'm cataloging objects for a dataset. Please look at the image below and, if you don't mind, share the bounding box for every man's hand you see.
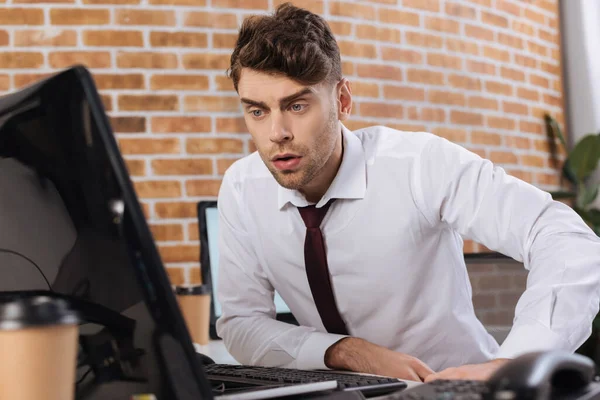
[424,358,510,383]
[325,337,434,382]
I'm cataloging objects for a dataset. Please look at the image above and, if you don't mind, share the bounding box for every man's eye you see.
[250,109,263,117]
[290,104,305,112]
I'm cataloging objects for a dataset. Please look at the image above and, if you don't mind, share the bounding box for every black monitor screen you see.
[0,67,210,400]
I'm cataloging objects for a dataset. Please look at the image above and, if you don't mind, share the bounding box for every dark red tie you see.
[298,201,349,335]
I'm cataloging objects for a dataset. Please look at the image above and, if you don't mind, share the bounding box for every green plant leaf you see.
[579,183,600,208]
[544,114,568,149]
[550,191,576,199]
[587,209,600,226]
[568,134,600,182]
[562,160,579,185]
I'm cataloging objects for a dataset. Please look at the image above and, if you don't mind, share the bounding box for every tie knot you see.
[298,201,334,229]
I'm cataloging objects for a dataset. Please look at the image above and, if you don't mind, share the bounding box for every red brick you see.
[521,155,545,168]
[83,0,139,4]
[83,30,143,46]
[182,53,230,70]
[544,93,562,108]
[134,180,182,198]
[13,73,51,88]
[501,66,525,82]
[451,110,483,125]
[517,87,540,102]
[217,158,240,175]
[524,8,545,25]
[352,81,379,98]
[184,96,240,112]
[186,138,244,154]
[152,159,212,175]
[150,75,207,91]
[124,159,146,176]
[14,29,77,46]
[94,73,144,89]
[216,117,247,133]
[119,138,180,154]
[512,21,535,36]
[149,0,204,4]
[357,64,403,80]
[515,54,538,69]
[487,116,516,130]
[528,41,548,57]
[342,62,354,76]
[184,11,237,28]
[403,0,439,11]
[186,179,222,196]
[536,172,560,186]
[465,24,494,41]
[118,95,178,111]
[498,33,523,49]
[117,52,178,69]
[331,1,376,20]
[150,32,207,47]
[360,102,403,118]
[387,123,427,132]
[0,52,44,68]
[378,9,420,26]
[407,69,444,85]
[188,222,200,241]
[405,32,443,48]
[483,46,510,62]
[446,38,479,55]
[464,0,491,6]
[489,151,518,164]
[467,60,496,75]
[0,74,9,90]
[100,94,113,111]
[159,245,199,263]
[383,85,425,101]
[448,74,482,91]
[50,8,109,24]
[408,107,445,122]
[497,0,521,16]
[431,127,467,142]
[213,33,237,49]
[504,136,530,149]
[339,41,377,58]
[155,202,197,218]
[507,170,533,183]
[482,11,509,27]
[274,0,323,13]
[427,53,462,70]
[49,51,111,68]
[111,116,146,133]
[213,0,267,8]
[151,116,211,133]
[165,267,185,285]
[150,224,184,242]
[425,16,459,34]
[471,131,502,146]
[519,121,543,135]
[329,21,354,37]
[428,90,466,106]
[216,76,235,92]
[116,9,175,25]
[468,96,498,110]
[381,48,422,64]
[530,74,550,88]
[541,61,560,75]
[0,30,6,46]
[0,8,44,25]
[503,101,528,115]
[445,2,476,19]
[539,28,558,44]
[356,25,401,43]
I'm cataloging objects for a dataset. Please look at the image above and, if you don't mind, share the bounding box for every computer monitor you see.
[196,201,297,340]
[0,66,213,399]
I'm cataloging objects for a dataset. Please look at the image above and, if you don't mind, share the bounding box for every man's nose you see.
[269,113,292,143]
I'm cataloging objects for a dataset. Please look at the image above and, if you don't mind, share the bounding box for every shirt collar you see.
[277,124,367,210]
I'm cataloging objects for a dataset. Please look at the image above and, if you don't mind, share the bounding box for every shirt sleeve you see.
[215,169,347,369]
[414,134,600,359]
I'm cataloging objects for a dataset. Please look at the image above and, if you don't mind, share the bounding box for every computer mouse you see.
[196,352,216,365]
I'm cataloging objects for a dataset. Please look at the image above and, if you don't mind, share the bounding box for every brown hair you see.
[228,2,342,92]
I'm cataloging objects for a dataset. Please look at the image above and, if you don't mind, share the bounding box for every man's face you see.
[237,69,341,191]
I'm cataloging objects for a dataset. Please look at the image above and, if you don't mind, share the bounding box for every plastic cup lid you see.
[0,296,79,330]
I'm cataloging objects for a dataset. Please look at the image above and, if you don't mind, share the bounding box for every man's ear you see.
[336,78,352,121]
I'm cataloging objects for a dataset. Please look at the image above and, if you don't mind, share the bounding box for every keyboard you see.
[380,379,489,400]
[204,363,407,397]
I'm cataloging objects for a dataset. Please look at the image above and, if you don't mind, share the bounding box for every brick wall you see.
[0,0,564,330]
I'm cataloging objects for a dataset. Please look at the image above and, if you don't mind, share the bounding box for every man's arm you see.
[416,135,600,377]
[216,169,346,369]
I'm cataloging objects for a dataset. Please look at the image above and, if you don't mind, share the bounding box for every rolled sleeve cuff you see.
[495,322,571,360]
[296,332,348,370]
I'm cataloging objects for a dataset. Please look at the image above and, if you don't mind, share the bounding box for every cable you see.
[0,248,52,290]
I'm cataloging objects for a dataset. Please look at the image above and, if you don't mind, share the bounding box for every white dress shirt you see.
[216,124,600,372]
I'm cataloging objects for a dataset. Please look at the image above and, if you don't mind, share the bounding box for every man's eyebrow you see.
[240,88,315,110]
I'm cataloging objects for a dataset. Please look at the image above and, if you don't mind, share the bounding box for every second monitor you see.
[196,201,297,340]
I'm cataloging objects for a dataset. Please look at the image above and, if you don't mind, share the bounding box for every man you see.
[215,3,600,382]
